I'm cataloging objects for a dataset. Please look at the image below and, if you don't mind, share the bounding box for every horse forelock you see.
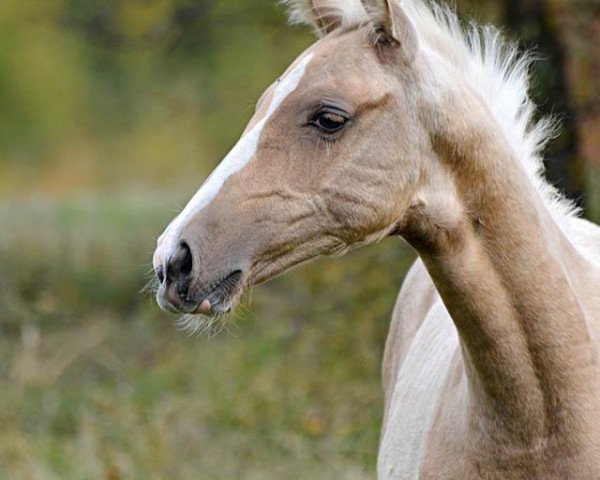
[282,0,369,34]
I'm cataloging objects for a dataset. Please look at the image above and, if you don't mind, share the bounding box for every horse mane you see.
[283,0,580,232]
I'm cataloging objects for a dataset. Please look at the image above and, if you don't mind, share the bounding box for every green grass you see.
[0,195,415,479]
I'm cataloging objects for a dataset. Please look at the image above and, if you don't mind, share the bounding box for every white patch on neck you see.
[155,52,314,266]
[378,299,459,478]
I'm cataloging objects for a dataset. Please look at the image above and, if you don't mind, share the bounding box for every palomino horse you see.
[153,0,600,477]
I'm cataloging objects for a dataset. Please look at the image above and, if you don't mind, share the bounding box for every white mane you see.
[283,0,581,234]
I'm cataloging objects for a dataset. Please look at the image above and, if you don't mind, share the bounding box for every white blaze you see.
[155,52,314,267]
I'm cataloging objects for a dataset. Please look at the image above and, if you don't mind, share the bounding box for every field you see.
[0,195,415,479]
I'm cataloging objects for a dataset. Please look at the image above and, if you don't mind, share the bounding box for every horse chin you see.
[173,283,245,337]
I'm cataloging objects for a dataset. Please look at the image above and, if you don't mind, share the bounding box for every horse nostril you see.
[179,241,193,277]
[166,241,194,284]
[156,265,165,284]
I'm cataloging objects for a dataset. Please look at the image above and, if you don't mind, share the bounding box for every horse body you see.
[152,1,600,477]
[382,223,600,477]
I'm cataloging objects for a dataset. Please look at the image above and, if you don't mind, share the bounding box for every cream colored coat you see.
[153,1,600,477]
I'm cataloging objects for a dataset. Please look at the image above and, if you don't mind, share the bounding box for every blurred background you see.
[0,0,598,478]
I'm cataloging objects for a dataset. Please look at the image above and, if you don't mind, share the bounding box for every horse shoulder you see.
[382,257,438,415]
[379,258,461,478]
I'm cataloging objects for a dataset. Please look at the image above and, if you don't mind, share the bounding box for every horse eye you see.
[310,110,348,134]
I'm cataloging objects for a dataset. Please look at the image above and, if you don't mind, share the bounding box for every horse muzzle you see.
[154,240,244,316]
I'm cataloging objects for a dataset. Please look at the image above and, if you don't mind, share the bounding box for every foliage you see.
[0,0,312,195]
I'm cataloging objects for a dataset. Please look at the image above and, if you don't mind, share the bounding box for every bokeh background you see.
[1,1,598,478]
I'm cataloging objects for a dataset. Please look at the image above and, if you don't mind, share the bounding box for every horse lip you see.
[157,282,195,315]
[157,292,185,315]
[157,270,244,316]
[190,269,244,314]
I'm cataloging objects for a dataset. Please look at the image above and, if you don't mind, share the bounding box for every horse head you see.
[153,0,430,322]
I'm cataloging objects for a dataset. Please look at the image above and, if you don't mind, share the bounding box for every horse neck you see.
[401,81,599,448]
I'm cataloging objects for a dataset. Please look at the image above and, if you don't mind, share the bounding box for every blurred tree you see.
[503,0,583,206]
[63,0,216,50]
[503,0,599,210]
[541,0,600,202]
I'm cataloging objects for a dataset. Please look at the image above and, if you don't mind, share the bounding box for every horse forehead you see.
[294,36,389,97]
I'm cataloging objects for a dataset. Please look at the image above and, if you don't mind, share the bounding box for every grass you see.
[0,194,415,479]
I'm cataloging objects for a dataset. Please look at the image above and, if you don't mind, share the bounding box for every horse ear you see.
[372,0,419,62]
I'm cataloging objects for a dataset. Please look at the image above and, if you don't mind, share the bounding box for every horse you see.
[152,1,600,477]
